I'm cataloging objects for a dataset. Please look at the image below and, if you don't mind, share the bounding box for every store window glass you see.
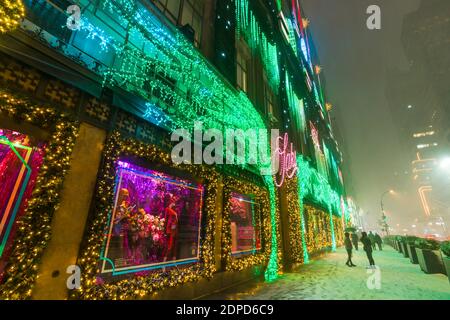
[0,129,45,276]
[263,75,274,116]
[151,0,204,47]
[229,192,262,256]
[236,41,249,93]
[100,160,203,276]
[151,0,181,24]
[180,0,204,47]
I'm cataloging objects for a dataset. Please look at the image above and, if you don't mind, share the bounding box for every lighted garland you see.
[275,0,282,11]
[263,175,282,281]
[281,155,343,262]
[298,194,309,263]
[333,216,344,247]
[93,0,268,136]
[297,155,341,217]
[0,90,78,299]
[304,205,333,254]
[286,18,299,58]
[236,0,280,92]
[285,176,304,264]
[222,176,272,272]
[73,132,219,300]
[285,71,307,136]
[328,204,337,251]
[0,0,25,33]
[297,155,340,249]
[284,158,343,264]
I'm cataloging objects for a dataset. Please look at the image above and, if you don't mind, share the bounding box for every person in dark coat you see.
[374,233,383,251]
[344,232,356,267]
[351,232,359,251]
[361,232,376,268]
[368,231,377,250]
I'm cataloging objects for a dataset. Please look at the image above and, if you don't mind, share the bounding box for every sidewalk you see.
[203,246,450,300]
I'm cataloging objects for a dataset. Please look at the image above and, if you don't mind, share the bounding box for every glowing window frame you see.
[0,137,33,258]
[229,193,262,257]
[100,163,204,276]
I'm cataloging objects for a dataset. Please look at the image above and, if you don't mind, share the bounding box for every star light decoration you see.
[314,65,322,75]
[0,0,25,33]
[302,18,310,29]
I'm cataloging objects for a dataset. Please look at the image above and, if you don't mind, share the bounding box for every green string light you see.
[285,71,306,137]
[91,0,269,136]
[71,0,283,282]
[236,0,280,92]
[263,175,280,281]
[297,155,340,252]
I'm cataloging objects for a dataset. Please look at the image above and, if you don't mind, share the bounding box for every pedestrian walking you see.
[344,232,356,267]
[351,232,359,251]
[368,231,377,250]
[374,233,383,251]
[361,232,376,268]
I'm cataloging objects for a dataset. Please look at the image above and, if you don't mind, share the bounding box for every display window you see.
[229,192,262,256]
[100,159,204,276]
[0,128,45,274]
[77,133,219,299]
[222,176,272,272]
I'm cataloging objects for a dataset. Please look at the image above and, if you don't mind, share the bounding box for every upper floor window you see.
[152,0,180,24]
[263,75,275,118]
[236,40,250,93]
[151,0,204,48]
[181,0,204,48]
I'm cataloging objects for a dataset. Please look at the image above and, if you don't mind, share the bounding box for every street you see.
[203,246,450,300]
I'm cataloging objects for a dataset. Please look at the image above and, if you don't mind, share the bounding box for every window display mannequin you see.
[114,188,134,261]
[163,194,179,262]
[136,208,150,262]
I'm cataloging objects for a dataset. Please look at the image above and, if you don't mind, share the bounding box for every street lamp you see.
[380,190,394,236]
[440,157,450,171]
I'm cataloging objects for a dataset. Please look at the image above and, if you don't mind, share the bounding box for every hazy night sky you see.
[301,0,422,230]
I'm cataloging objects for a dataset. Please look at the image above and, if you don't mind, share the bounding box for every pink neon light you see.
[274,133,298,187]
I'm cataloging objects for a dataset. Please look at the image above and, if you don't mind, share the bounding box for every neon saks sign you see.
[274,133,298,187]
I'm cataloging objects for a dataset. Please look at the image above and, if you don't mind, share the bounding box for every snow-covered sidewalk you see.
[205,246,450,300]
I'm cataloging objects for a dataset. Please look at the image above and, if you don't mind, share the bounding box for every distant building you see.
[386,0,450,237]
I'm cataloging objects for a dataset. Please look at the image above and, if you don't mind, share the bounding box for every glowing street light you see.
[440,157,450,171]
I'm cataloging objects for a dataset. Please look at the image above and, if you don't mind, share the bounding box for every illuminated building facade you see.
[0,0,348,299]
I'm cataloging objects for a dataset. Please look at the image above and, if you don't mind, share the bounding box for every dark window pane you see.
[182,2,194,26]
[166,0,181,19]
